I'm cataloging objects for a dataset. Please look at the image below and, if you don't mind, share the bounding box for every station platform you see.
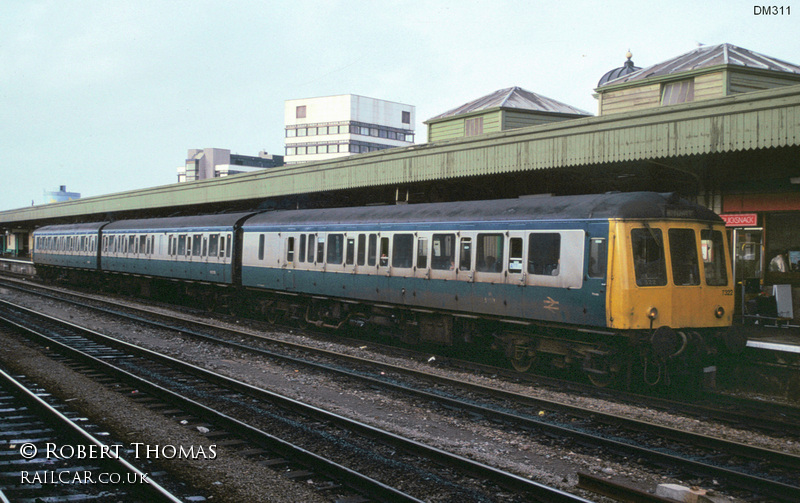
[0,257,36,276]
[744,324,800,355]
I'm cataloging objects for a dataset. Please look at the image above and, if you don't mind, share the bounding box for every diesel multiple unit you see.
[32,192,744,387]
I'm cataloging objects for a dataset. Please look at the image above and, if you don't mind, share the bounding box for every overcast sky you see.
[2,0,798,211]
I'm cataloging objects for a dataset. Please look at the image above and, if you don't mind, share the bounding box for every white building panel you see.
[284,94,415,164]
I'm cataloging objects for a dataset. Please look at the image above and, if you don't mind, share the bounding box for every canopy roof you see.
[427,86,589,122]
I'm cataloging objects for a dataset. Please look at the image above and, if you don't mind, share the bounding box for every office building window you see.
[402,111,411,124]
[296,105,306,118]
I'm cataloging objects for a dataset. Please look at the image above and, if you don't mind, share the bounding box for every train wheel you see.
[265,307,279,325]
[587,371,615,388]
[583,345,618,387]
[509,343,535,373]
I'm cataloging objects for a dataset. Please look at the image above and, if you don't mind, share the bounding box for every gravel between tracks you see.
[4,285,795,502]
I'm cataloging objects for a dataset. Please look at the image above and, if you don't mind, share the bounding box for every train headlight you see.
[715,306,725,319]
[647,307,659,321]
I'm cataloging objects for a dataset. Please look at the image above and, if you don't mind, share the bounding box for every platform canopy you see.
[2,83,799,226]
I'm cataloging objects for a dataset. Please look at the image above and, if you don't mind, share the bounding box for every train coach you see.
[239,192,743,386]
[32,221,107,278]
[31,192,745,387]
[99,213,253,284]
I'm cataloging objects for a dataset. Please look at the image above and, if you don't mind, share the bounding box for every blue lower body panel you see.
[242,266,606,327]
[102,257,232,284]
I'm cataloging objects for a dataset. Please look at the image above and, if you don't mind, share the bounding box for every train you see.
[31,192,746,388]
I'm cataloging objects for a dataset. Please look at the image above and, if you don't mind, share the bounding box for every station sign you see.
[720,213,758,227]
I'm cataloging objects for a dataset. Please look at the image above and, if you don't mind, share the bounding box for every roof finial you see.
[624,50,634,69]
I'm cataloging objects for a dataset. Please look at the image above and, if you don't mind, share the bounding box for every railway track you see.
[0,297,593,503]
[4,276,800,434]
[0,365,185,502]
[2,280,800,501]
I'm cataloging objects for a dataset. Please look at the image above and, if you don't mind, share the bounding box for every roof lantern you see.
[597,50,641,87]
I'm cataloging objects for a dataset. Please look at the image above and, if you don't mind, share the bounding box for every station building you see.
[284,94,415,164]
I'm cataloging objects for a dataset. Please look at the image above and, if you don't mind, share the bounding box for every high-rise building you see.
[284,94,415,164]
[177,148,283,182]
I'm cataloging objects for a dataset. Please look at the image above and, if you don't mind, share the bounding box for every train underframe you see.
[240,287,743,390]
[38,266,744,390]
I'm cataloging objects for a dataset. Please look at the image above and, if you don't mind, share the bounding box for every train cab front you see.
[607,219,740,387]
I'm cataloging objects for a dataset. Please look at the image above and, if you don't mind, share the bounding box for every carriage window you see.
[476,234,504,272]
[226,233,232,258]
[379,237,390,266]
[316,236,325,263]
[392,234,413,268]
[208,234,219,257]
[346,237,355,265]
[701,229,728,286]
[528,233,561,276]
[178,235,186,255]
[299,234,306,263]
[258,234,265,261]
[192,234,202,256]
[669,229,700,286]
[139,235,147,254]
[509,237,523,272]
[129,235,136,254]
[432,234,455,270]
[588,238,607,278]
[327,234,343,264]
[417,237,428,269]
[368,234,378,266]
[631,228,666,286]
[459,238,472,271]
[308,234,317,263]
[287,236,295,263]
[357,234,366,266]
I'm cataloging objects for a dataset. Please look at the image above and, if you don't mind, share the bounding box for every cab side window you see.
[588,238,606,278]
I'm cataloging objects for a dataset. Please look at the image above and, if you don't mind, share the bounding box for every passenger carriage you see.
[100,213,254,284]
[240,192,741,385]
[32,222,107,278]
